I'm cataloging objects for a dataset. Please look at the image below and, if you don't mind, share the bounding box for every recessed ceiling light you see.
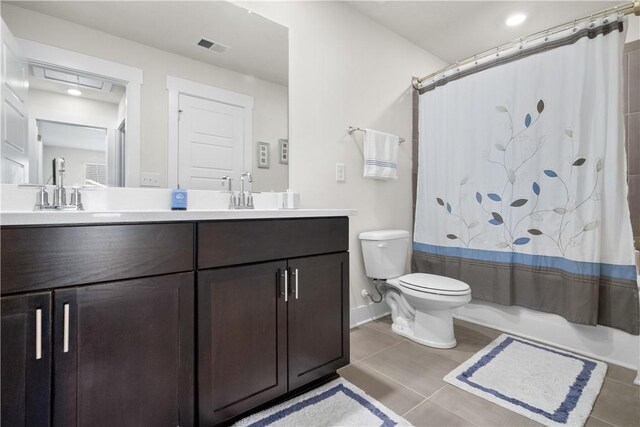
[506,13,527,27]
[67,88,82,96]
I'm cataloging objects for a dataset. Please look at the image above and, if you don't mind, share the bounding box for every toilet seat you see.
[398,273,470,296]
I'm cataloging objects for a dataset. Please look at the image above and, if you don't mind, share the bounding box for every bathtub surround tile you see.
[629,175,640,235]
[629,50,639,114]
[404,400,476,426]
[591,378,640,427]
[337,363,425,416]
[628,113,640,175]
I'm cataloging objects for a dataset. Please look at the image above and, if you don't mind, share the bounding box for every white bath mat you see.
[234,378,411,427]
[444,334,607,427]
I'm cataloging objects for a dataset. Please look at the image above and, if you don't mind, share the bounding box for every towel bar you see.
[348,126,404,143]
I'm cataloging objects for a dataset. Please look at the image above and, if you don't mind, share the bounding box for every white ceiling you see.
[8,1,289,86]
[38,120,107,152]
[345,1,625,64]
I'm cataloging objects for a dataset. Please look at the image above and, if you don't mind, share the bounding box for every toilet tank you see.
[359,230,410,279]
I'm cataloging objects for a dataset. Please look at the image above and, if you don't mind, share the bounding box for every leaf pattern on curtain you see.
[435,99,603,255]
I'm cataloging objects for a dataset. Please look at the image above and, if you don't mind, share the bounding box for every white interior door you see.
[1,19,29,184]
[178,94,245,190]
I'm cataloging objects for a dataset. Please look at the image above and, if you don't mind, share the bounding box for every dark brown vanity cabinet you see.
[197,218,350,425]
[52,273,194,427]
[1,217,350,426]
[1,223,195,427]
[1,292,52,427]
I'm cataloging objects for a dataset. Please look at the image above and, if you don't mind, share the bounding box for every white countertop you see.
[0,209,357,226]
[0,185,357,225]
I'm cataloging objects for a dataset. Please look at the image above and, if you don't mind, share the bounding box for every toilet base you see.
[389,306,458,349]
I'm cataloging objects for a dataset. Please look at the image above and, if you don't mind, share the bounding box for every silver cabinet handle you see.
[63,303,69,353]
[294,269,299,300]
[35,309,42,360]
[281,270,288,302]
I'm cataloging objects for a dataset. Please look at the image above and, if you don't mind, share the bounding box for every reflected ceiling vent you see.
[197,38,231,54]
[31,65,113,92]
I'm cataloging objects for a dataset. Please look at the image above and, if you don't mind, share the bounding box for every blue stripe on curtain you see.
[413,242,637,281]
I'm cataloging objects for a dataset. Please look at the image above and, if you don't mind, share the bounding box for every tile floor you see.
[338,316,640,427]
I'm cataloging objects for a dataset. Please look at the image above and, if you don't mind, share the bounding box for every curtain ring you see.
[496,47,500,58]
[474,55,478,65]
[518,38,523,50]
[589,14,595,28]
[544,29,549,42]
[572,19,578,32]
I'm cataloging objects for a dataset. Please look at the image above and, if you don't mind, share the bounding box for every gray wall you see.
[624,40,640,249]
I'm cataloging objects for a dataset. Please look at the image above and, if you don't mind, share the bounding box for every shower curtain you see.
[413,16,639,334]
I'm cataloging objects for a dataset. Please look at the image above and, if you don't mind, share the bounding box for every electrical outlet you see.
[336,163,345,182]
[140,172,160,187]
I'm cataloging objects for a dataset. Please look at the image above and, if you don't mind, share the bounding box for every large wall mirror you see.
[1,1,288,191]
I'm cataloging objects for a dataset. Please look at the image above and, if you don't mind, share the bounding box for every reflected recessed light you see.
[67,88,82,96]
[506,13,527,27]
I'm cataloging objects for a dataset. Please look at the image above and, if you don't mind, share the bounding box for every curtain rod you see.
[412,1,640,90]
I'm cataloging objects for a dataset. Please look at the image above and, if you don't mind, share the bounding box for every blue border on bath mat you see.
[246,383,397,427]
[456,336,597,424]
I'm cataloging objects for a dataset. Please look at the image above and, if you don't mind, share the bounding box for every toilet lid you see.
[399,273,470,295]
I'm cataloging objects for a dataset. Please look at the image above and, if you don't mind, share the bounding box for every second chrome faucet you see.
[221,172,254,209]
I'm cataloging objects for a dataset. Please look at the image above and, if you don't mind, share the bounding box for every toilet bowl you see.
[359,230,471,349]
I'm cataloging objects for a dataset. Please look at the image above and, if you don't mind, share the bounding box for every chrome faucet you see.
[237,172,254,209]
[19,157,85,211]
[52,157,66,207]
[221,176,236,209]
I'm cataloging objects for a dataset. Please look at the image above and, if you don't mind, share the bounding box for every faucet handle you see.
[246,193,254,209]
[69,186,84,210]
[19,184,50,209]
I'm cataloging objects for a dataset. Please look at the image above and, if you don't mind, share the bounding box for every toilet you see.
[359,230,471,349]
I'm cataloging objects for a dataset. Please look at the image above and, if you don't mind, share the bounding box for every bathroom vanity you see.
[0,211,352,426]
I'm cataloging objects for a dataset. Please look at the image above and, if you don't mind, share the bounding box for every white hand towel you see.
[363,129,400,179]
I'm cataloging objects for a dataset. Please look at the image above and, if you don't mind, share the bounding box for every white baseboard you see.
[454,299,640,371]
[350,301,391,328]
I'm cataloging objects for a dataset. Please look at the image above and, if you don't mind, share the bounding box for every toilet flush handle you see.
[377,243,388,248]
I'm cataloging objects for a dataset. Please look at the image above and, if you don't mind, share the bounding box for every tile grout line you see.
[603,375,639,390]
[401,397,428,417]
[359,360,434,400]
[426,392,480,426]
[361,322,409,341]
[588,414,618,427]
[356,340,404,364]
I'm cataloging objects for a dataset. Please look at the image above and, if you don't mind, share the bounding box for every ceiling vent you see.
[196,38,231,54]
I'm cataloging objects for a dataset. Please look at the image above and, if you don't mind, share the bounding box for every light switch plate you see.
[335,163,345,182]
[141,172,160,187]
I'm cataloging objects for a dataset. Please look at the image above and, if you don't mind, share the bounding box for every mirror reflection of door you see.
[178,93,246,190]
[37,120,107,186]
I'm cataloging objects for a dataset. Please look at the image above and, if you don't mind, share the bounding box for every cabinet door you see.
[288,252,349,390]
[1,292,51,427]
[198,261,288,425]
[53,273,194,427]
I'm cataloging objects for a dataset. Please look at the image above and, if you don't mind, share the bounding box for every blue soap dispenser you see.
[171,188,188,210]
